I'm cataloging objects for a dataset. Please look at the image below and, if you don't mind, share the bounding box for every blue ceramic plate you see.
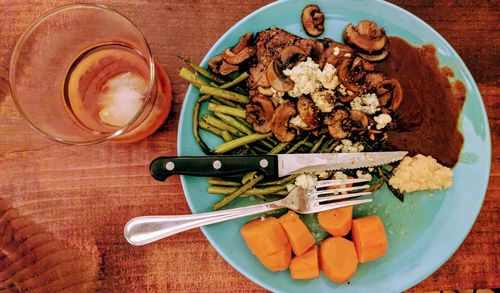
[177,0,491,291]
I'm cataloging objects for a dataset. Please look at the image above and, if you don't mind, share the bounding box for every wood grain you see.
[0,0,498,292]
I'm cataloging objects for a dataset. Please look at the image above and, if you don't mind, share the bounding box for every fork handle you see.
[124,202,279,246]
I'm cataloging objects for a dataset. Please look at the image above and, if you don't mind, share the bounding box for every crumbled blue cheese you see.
[333,171,348,180]
[271,88,286,104]
[333,46,340,56]
[294,173,318,190]
[350,93,380,114]
[374,113,392,130]
[319,63,339,90]
[356,170,372,181]
[283,57,339,97]
[389,155,453,193]
[290,115,308,129]
[334,139,364,153]
[311,90,335,113]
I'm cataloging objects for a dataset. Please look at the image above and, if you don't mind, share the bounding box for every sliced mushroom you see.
[324,109,350,140]
[358,50,389,62]
[246,95,275,133]
[271,102,297,142]
[350,110,369,132]
[377,79,403,111]
[343,20,387,53]
[337,57,376,95]
[296,96,320,130]
[231,32,254,54]
[266,59,294,92]
[301,4,325,37]
[278,45,307,69]
[364,72,385,90]
[222,46,256,65]
[318,42,355,67]
[208,54,239,75]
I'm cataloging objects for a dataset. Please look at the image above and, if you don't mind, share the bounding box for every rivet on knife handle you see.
[149,155,278,181]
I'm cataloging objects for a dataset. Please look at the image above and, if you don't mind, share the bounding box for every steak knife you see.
[149,151,407,181]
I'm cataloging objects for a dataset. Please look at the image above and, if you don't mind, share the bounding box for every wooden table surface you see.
[0,0,498,292]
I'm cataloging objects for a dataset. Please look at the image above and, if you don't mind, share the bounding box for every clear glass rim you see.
[9,3,156,145]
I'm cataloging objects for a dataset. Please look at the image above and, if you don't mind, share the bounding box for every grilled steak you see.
[247,28,330,96]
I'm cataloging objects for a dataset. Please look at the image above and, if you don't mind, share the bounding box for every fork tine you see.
[312,185,370,196]
[314,191,371,203]
[313,198,373,213]
[315,178,370,189]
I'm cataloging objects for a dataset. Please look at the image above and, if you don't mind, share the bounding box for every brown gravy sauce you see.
[376,37,466,167]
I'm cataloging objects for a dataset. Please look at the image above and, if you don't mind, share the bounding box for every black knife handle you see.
[149,155,278,181]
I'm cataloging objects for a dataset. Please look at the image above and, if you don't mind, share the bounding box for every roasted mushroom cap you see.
[266,59,294,92]
[377,79,403,111]
[350,110,369,132]
[296,96,320,130]
[278,45,307,69]
[358,50,389,62]
[208,54,239,75]
[318,42,355,67]
[231,32,254,54]
[325,109,350,140]
[271,103,297,142]
[343,20,387,53]
[337,57,375,94]
[301,4,325,37]
[364,73,385,90]
[246,95,275,133]
[222,47,256,65]
[266,46,307,92]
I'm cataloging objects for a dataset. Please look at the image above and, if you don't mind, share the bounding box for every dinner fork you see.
[124,178,372,246]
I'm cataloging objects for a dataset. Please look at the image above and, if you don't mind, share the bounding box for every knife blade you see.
[149,151,407,181]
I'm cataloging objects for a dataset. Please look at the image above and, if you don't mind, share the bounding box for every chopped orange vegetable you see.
[257,244,292,271]
[317,206,353,236]
[290,245,319,280]
[278,211,315,256]
[352,215,387,263]
[319,236,358,283]
[240,217,288,256]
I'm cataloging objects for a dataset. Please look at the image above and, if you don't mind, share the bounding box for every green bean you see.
[258,139,274,150]
[213,112,253,135]
[219,72,249,89]
[210,96,241,108]
[252,144,268,154]
[310,135,327,153]
[242,171,258,184]
[200,85,250,104]
[268,141,290,154]
[208,178,240,186]
[179,57,226,84]
[236,117,253,128]
[286,135,309,154]
[214,133,272,154]
[319,137,334,153]
[199,120,223,136]
[212,175,265,210]
[179,67,209,88]
[221,130,233,142]
[193,97,212,154]
[202,114,243,136]
[208,103,247,118]
[209,184,287,196]
[258,174,298,186]
[304,142,314,148]
[325,141,340,153]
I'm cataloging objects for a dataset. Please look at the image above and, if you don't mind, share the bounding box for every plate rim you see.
[177,0,492,291]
